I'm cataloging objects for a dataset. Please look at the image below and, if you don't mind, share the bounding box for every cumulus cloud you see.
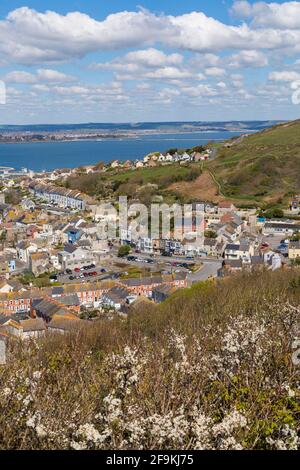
[4,68,76,84]
[2,6,300,66]
[231,1,300,29]
[205,67,226,77]
[93,48,200,81]
[228,50,268,68]
[269,70,300,81]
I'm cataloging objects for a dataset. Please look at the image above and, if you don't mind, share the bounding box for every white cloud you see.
[4,71,36,84]
[4,68,75,84]
[205,67,226,77]
[269,70,300,81]
[94,48,197,81]
[119,48,183,67]
[37,69,75,82]
[228,50,268,68]
[2,6,300,66]
[230,1,253,18]
[231,1,300,29]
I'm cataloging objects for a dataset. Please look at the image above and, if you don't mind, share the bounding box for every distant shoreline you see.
[0,128,258,145]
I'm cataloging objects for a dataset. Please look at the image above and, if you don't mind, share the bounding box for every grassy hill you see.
[208,119,300,207]
[1,268,300,450]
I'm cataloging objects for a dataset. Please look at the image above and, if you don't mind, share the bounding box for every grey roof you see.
[265,222,298,230]
[64,244,77,254]
[52,286,64,296]
[290,241,300,249]
[48,317,82,331]
[223,259,243,268]
[59,293,80,306]
[104,287,130,303]
[204,238,217,246]
[33,298,69,319]
[225,243,240,251]
[0,313,28,325]
[122,276,163,287]
[251,256,264,265]
[20,318,46,332]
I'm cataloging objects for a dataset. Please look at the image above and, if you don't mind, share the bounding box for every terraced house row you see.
[0,273,187,314]
[29,182,88,211]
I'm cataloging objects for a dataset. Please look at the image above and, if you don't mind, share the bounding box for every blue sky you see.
[0,0,300,123]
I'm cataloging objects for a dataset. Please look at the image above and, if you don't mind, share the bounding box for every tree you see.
[205,230,217,239]
[265,208,284,219]
[118,245,131,257]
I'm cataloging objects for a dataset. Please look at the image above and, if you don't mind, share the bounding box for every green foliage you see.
[118,245,131,257]
[208,119,300,206]
[205,230,217,239]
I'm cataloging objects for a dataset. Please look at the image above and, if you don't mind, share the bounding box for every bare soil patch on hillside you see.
[168,170,221,203]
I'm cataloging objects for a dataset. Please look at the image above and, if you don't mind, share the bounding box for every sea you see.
[0,131,245,172]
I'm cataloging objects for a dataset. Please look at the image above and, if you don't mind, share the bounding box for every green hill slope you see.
[208,119,300,207]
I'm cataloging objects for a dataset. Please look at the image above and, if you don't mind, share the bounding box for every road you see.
[53,251,223,286]
[187,260,222,285]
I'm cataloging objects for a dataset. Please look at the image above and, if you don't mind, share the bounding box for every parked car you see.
[74,267,80,273]
[66,269,72,275]
[69,276,75,280]
[100,268,107,273]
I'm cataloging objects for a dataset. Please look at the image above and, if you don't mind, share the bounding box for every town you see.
[1,146,300,350]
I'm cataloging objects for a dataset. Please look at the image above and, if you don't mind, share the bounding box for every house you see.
[123,160,133,169]
[58,244,95,270]
[218,259,243,277]
[137,237,153,254]
[29,252,50,275]
[152,285,178,303]
[32,297,78,323]
[288,241,300,260]
[101,287,130,311]
[21,198,35,211]
[16,241,38,264]
[29,182,86,211]
[0,279,24,294]
[47,313,82,334]
[203,238,219,257]
[224,242,254,262]
[110,160,120,169]
[120,273,187,297]
[250,256,265,270]
[263,222,299,236]
[218,202,236,214]
[67,227,82,244]
[19,318,46,339]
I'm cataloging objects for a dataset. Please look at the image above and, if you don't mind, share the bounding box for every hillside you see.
[208,119,300,207]
[1,269,300,450]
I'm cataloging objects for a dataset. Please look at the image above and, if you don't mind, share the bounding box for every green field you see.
[207,119,300,207]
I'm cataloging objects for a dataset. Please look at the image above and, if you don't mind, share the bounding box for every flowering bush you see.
[0,270,300,449]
